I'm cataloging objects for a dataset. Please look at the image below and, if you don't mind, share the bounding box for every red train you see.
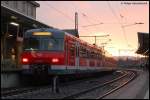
[21,28,117,76]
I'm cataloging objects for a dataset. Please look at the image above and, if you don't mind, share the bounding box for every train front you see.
[21,28,65,76]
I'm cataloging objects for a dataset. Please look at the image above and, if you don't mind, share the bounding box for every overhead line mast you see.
[75,12,78,37]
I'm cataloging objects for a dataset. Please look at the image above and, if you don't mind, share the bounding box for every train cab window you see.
[23,29,65,51]
[23,37,64,51]
[41,38,64,51]
[23,37,39,50]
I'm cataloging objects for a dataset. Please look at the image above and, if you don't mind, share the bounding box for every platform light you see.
[8,34,13,37]
[10,22,19,26]
[11,16,17,19]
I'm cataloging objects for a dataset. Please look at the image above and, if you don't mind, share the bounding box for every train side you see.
[21,28,117,75]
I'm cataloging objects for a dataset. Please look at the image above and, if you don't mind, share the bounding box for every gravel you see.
[2,71,125,99]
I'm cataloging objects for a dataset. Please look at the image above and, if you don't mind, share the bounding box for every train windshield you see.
[23,37,64,51]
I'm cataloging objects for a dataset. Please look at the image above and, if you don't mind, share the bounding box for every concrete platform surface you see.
[104,70,149,99]
[144,89,149,99]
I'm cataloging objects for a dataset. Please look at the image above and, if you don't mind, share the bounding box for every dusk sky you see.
[36,1,149,57]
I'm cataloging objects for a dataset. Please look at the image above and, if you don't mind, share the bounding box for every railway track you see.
[1,71,111,97]
[1,70,137,99]
[97,70,137,99]
[62,70,137,99]
[1,85,51,97]
[1,71,115,98]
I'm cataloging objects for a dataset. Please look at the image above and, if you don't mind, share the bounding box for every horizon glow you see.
[36,1,149,57]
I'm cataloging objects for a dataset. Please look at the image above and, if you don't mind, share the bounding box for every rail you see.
[62,70,137,99]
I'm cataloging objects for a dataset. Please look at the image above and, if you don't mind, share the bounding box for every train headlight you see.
[22,58,29,63]
[52,58,59,63]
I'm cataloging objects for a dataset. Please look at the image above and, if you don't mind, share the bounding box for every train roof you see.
[25,28,104,52]
[25,28,65,38]
[64,33,103,52]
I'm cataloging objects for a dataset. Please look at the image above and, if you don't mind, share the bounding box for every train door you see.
[68,41,75,66]
[65,38,75,66]
[75,41,80,69]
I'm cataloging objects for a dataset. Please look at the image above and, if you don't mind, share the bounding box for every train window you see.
[86,50,89,58]
[98,54,100,59]
[23,37,64,51]
[23,37,39,50]
[97,53,99,59]
[79,46,87,58]
[100,54,102,59]
[83,48,87,58]
[70,49,74,57]
[90,51,94,58]
[96,52,98,58]
[91,51,97,59]
[42,38,64,51]
[93,52,97,59]
[79,46,83,57]
[70,44,75,57]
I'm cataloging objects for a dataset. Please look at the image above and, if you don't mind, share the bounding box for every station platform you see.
[103,69,149,99]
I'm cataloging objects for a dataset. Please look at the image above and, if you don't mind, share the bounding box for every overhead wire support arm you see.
[79,35,110,45]
[82,22,104,27]
[122,22,144,28]
[79,35,109,37]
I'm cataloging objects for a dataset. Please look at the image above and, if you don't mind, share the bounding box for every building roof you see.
[136,32,149,56]
[29,1,40,7]
[25,28,65,38]
[1,5,53,28]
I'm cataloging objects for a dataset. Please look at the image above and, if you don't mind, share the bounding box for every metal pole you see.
[118,49,120,67]
[3,23,9,59]
[75,12,76,31]
[75,12,78,33]
[75,12,79,37]
[52,75,59,93]
[16,25,20,68]
[95,36,96,45]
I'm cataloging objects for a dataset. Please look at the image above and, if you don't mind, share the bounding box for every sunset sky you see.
[36,1,149,57]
